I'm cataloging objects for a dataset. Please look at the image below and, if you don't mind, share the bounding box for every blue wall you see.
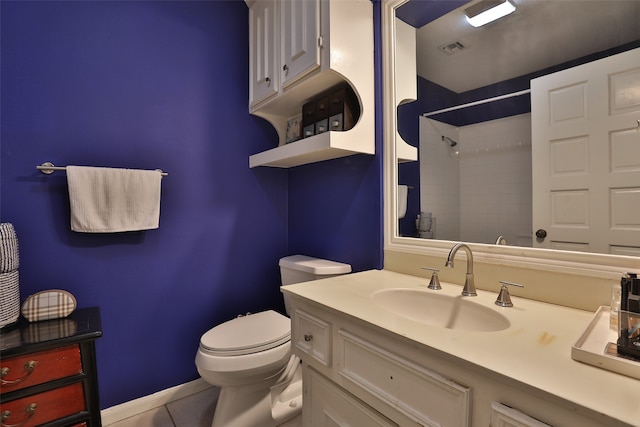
[288,154,383,272]
[0,0,382,409]
[288,1,383,272]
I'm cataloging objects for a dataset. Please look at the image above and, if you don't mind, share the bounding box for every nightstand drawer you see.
[0,382,85,427]
[1,345,82,393]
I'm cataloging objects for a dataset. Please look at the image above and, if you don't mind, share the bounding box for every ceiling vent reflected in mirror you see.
[438,41,467,56]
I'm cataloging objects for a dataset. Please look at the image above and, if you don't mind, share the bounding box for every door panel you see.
[532,47,640,254]
[281,0,320,87]
[250,0,278,105]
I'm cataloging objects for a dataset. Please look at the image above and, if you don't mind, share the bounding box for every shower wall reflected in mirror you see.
[409,114,531,246]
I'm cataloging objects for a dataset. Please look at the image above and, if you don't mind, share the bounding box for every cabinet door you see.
[306,367,398,427]
[280,0,320,88]
[339,330,470,427]
[490,402,553,427]
[249,0,279,105]
[293,309,332,367]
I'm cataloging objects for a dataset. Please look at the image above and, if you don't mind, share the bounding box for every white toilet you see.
[195,255,351,427]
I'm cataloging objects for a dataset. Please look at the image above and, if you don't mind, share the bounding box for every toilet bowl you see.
[195,255,351,427]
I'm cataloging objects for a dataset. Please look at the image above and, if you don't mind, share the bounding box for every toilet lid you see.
[200,310,291,356]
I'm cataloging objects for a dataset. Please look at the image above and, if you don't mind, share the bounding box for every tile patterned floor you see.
[103,386,303,427]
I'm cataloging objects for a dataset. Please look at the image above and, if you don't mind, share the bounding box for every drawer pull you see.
[1,403,37,427]
[304,334,313,342]
[0,361,37,385]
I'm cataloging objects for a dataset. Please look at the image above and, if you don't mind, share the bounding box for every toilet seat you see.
[200,310,291,356]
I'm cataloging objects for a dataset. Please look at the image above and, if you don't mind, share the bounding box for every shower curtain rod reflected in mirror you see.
[422,88,531,117]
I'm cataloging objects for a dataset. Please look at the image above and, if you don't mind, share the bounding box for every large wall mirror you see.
[383,0,640,273]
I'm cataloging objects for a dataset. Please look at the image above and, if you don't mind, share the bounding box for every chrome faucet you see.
[445,243,477,296]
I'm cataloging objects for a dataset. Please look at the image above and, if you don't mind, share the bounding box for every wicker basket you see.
[0,222,19,272]
[0,271,20,327]
[0,223,19,327]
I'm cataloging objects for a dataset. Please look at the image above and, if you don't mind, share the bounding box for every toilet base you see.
[211,356,302,427]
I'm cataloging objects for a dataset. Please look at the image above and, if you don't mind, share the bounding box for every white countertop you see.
[281,269,639,426]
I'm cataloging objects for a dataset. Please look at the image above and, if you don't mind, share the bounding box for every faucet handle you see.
[421,267,442,290]
[496,280,524,307]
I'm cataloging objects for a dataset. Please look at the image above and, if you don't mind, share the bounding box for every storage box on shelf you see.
[302,83,359,138]
[246,0,374,168]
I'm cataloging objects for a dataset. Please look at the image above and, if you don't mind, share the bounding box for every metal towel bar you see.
[36,162,168,177]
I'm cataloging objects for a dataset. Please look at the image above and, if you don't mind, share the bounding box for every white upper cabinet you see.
[280,0,321,88]
[249,0,279,105]
[246,0,374,168]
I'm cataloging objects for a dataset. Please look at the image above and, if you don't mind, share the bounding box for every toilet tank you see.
[279,255,351,286]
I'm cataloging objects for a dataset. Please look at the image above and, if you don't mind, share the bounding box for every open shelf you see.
[249,128,374,168]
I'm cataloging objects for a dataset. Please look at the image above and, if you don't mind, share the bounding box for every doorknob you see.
[535,229,547,239]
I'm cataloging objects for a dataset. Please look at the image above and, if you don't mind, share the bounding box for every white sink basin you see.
[372,288,510,332]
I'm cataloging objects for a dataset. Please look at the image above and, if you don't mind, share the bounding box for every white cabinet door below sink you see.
[306,367,398,427]
[491,402,553,427]
[338,330,471,427]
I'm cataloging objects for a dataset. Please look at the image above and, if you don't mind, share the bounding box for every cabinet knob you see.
[304,334,313,342]
[265,77,271,86]
[535,229,547,239]
[283,64,289,73]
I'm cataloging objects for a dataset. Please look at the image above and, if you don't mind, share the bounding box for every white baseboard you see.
[100,378,214,425]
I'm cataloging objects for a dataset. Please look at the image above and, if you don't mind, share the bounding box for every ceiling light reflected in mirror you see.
[464,0,515,27]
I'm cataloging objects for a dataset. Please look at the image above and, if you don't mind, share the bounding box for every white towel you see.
[397,185,408,219]
[66,166,162,233]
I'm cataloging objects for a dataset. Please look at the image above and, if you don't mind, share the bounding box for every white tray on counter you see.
[571,305,640,380]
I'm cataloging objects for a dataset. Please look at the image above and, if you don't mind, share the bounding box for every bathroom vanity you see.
[282,270,638,427]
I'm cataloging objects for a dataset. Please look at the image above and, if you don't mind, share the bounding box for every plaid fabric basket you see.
[0,270,20,327]
[21,289,77,322]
